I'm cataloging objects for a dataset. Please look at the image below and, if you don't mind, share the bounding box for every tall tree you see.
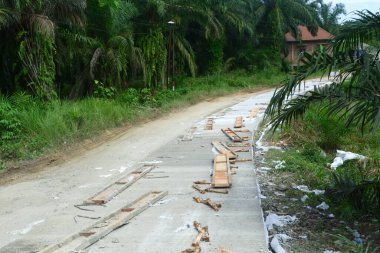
[253,0,319,51]
[313,0,346,33]
[266,10,380,132]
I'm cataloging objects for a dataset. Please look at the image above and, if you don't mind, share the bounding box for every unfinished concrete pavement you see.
[0,80,327,253]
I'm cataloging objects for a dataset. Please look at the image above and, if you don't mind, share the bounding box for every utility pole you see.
[167,20,175,90]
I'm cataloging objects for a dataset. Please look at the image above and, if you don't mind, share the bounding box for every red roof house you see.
[285,25,334,65]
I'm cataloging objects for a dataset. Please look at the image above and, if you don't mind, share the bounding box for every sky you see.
[331,0,380,21]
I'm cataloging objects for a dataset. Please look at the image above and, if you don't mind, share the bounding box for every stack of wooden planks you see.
[212,154,231,188]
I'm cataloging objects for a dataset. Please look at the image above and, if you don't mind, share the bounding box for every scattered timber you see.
[39,191,168,253]
[204,118,214,130]
[193,197,221,211]
[192,184,229,194]
[250,108,260,118]
[221,128,243,142]
[212,154,231,188]
[194,180,211,185]
[182,221,210,253]
[212,140,238,160]
[227,143,250,147]
[84,165,155,205]
[233,128,251,132]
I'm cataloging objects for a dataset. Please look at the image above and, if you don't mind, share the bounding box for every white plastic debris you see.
[141,160,163,164]
[331,157,344,170]
[331,150,366,169]
[11,219,45,235]
[265,213,297,230]
[99,174,112,178]
[316,202,329,210]
[159,215,173,220]
[328,214,335,218]
[295,185,325,195]
[323,250,341,253]
[301,195,309,202]
[273,160,286,169]
[259,194,267,199]
[270,234,292,253]
[255,124,282,152]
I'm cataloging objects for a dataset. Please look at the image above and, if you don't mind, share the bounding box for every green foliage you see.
[207,38,224,74]
[93,80,116,99]
[270,105,380,219]
[139,29,166,89]
[0,98,22,159]
[266,11,380,133]
[17,32,57,100]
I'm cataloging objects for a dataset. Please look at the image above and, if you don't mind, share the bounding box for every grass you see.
[0,69,286,168]
[264,106,380,220]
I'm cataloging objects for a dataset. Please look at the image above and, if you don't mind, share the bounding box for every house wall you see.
[286,41,330,65]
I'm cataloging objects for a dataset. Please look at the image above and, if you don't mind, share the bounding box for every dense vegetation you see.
[0,0,347,99]
[265,10,380,235]
[0,0,348,166]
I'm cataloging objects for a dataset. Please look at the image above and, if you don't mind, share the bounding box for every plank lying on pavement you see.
[204,118,214,130]
[212,154,231,188]
[211,140,238,160]
[234,116,243,128]
[221,128,243,142]
[39,191,168,253]
[84,165,155,205]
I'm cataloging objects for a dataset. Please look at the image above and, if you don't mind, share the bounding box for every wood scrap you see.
[235,158,252,162]
[221,128,243,142]
[40,191,168,253]
[233,128,251,132]
[250,108,260,118]
[193,184,206,194]
[193,197,221,211]
[205,187,229,194]
[212,154,231,188]
[84,165,155,205]
[182,221,209,253]
[204,118,214,130]
[227,142,250,147]
[193,184,229,194]
[234,116,243,128]
[231,148,249,152]
[212,140,238,160]
[194,180,211,185]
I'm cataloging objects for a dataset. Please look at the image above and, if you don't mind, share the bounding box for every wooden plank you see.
[211,141,237,160]
[212,154,231,188]
[221,128,243,142]
[39,191,168,253]
[84,165,155,205]
[204,118,214,130]
[250,108,260,118]
[234,116,243,128]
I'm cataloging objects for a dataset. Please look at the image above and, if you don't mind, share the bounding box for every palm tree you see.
[0,0,86,99]
[313,0,346,33]
[253,0,319,51]
[266,10,380,132]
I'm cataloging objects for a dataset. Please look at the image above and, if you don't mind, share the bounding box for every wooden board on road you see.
[212,141,237,160]
[39,191,168,253]
[234,116,243,128]
[221,128,243,142]
[84,165,155,205]
[212,154,231,188]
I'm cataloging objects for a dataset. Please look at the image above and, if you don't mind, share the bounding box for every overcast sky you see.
[330,0,380,21]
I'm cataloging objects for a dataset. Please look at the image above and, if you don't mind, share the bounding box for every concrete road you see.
[0,81,326,253]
